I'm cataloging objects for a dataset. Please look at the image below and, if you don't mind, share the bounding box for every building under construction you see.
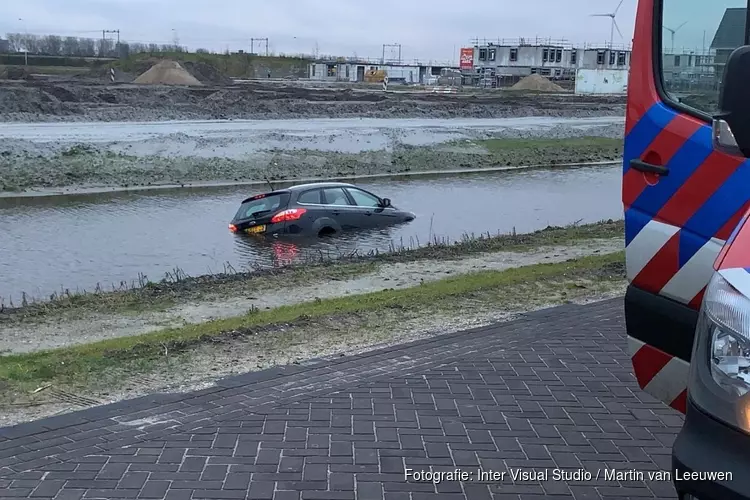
[464,37,632,88]
[308,57,459,85]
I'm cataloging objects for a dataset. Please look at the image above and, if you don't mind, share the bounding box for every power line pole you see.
[101,29,120,56]
[250,38,269,56]
[102,30,119,43]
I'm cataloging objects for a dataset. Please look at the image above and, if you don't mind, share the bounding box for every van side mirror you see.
[714,46,750,158]
[382,198,391,207]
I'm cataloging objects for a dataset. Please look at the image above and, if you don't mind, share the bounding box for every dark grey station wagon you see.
[229,182,416,237]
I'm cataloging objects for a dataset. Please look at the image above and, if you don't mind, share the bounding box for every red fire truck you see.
[624,0,750,498]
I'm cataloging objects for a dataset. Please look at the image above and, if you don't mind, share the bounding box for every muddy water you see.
[0,165,622,303]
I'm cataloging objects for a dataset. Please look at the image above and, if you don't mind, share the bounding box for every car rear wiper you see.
[248,210,272,218]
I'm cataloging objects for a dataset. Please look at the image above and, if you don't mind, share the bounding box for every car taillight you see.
[228,224,238,233]
[271,208,307,224]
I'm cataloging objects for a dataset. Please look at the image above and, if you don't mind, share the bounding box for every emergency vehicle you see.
[624,0,750,498]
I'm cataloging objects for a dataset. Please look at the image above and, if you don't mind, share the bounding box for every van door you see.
[624,0,750,412]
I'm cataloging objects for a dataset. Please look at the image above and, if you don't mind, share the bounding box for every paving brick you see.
[138,480,170,499]
[117,471,149,490]
[53,490,87,500]
[248,481,275,500]
[0,300,683,500]
[356,481,384,500]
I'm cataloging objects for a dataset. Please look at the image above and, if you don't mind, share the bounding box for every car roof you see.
[287,182,356,191]
[239,182,357,204]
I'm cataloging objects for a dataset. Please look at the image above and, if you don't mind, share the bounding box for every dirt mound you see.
[511,74,564,92]
[181,61,232,85]
[2,67,30,80]
[133,60,204,86]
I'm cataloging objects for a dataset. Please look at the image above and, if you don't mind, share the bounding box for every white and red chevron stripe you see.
[625,219,726,414]
[626,219,726,305]
[628,336,688,413]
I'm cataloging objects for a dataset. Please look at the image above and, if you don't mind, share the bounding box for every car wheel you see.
[318,227,336,237]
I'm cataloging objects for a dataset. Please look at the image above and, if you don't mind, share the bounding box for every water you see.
[0,165,623,303]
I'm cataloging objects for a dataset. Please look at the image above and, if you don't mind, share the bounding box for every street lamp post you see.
[17,18,28,66]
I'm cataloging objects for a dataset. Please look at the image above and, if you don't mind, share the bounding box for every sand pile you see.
[133,60,204,86]
[511,74,564,92]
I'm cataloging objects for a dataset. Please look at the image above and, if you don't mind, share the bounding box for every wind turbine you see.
[591,0,626,49]
[664,21,687,53]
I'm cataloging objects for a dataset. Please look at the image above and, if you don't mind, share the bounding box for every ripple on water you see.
[0,165,623,302]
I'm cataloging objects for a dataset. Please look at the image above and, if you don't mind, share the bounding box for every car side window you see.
[660,0,748,115]
[321,188,352,205]
[297,189,322,204]
[346,188,381,208]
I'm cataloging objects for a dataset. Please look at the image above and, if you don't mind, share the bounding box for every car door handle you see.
[630,159,669,176]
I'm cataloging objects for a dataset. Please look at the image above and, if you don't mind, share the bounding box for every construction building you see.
[659,6,740,91]
[308,57,459,85]
[462,37,632,87]
[661,49,716,90]
[0,38,9,53]
[710,7,745,81]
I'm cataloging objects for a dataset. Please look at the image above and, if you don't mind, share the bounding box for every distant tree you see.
[97,38,114,57]
[6,33,23,52]
[117,42,130,59]
[79,38,96,57]
[129,42,148,54]
[62,36,80,56]
[41,35,62,55]
[12,34,42,54]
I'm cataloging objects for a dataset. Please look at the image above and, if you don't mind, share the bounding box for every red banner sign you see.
[459,48,474,69]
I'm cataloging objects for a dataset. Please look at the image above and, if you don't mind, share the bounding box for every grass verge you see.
[0,250,625,397]
[478,136,621,151]
[0,219,624,320]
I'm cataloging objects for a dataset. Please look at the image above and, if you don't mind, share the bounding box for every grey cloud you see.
[2,0,642,61]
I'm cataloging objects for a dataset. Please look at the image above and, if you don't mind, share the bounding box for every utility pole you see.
[250,38,269,56]
[18,18,27,66]
[102,29,120,56]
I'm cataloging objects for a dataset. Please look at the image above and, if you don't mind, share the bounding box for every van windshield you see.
[233,193,290,221]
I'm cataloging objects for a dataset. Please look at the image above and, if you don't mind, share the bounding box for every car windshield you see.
[233,192,290,220]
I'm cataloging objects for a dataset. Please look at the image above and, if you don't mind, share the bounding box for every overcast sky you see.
[0,0,729,62]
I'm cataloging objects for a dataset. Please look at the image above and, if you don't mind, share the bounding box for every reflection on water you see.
[232,225,413,269]
[0,165,623,302]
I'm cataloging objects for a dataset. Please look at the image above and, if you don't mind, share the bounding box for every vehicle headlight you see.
[690,272,750,433]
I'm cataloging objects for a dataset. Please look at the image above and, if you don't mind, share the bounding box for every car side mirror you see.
[714,46,750,158]
[381,198,391,207]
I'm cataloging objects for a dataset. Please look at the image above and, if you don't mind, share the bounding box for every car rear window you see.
[233,192,290,220]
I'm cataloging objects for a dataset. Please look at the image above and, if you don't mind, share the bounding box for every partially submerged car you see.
[228,182,416,237]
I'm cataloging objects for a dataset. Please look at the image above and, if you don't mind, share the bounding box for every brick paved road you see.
[0,299,684,499]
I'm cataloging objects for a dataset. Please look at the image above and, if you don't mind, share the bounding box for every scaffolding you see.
[470,37,632,52]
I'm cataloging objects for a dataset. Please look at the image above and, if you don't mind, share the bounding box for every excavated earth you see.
[0,80,626,122]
